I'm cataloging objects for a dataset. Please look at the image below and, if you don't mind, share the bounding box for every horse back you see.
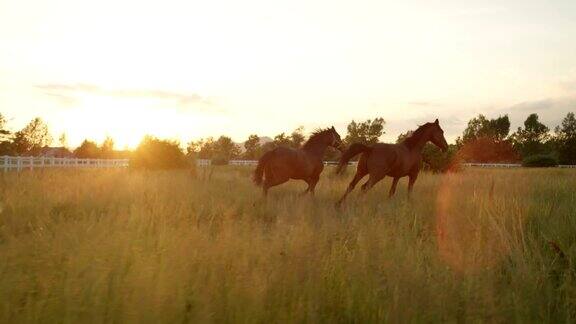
[267,146,319,179]
[369,143,419,176]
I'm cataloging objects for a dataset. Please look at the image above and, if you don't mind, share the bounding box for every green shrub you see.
[522,154,558,167]
[130,136,192,170]
[422,144,462,173]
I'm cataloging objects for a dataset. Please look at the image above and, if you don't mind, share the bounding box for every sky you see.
[1,0,575,149]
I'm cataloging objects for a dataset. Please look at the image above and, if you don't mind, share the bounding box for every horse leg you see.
[361,170,386,194]
[336,168,367,206]
[307,176,320,196]
[388,177,399,198]
[407,172,419,196]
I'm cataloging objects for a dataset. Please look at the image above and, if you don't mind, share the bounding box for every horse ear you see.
[331,126,335,131]
[434,119,439,125]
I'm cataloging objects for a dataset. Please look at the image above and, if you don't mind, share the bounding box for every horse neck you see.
[406,131,430,153]
[302,139,330,160]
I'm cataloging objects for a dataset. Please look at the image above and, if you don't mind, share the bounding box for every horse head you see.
[329,126,345,151]
[429,119,448,152]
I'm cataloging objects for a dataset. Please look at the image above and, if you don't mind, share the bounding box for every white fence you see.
[229,160,257,166]
[8,157,571,172]
[463,163,576,168]
[197,159,212,166]
[1,156,129,172]
[463,163,521,168]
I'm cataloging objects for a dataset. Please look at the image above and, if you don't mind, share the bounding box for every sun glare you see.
[59,94,197,150]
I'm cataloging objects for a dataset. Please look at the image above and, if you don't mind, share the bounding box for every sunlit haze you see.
[1,0,575,148]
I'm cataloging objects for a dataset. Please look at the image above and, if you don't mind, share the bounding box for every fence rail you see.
[463,163,521,168]
[4,157,573,172]
[197,159,212,166]
[1,156,129,172]
[229,160,257,166]
[463,163,576,168]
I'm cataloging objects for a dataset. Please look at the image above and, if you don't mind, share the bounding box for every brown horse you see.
[336,119,448,206]
[253,127,343,196]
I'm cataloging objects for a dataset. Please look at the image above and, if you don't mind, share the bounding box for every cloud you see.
[560,80,576,92]
[507,96,576,115]
[502,96,576,130]
[35,83,216,111]
[508,98,559,112]
[42,92,79,106]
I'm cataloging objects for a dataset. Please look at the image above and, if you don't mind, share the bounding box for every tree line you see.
[0,113,125,159]
[1,110,574,170]
[455,112,576,166]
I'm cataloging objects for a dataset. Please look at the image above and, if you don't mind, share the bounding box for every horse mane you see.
[403,123,434,149]
[302,128,332,150]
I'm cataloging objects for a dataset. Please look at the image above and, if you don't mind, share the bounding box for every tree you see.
[290,126,306,148]
[243,134,260,160]
[11,117,53,155]
[458,114,510,144]
[271,127,307,150]
[74,140,100,158]
[273,132,292,147]
[0,113,12,155]
[187,136,241,164]
[212,136,241,164]
[511,113,551,157]
[421,144,461,173]
[554,112,576,164]
[59,133,68,148]
[0,113,10,141]
[131,136,189,170]
[187,137,215,159]
[344,117,385,145]
[100,136,115,158]
[456,114,518,162]
[555,112,576,138]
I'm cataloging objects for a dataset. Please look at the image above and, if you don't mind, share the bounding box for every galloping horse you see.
[336,119,448,206]
[253,127,343,196]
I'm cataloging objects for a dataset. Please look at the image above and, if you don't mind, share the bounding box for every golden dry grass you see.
[0,167,575,323]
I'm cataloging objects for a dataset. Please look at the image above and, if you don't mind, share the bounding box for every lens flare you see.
[435,171,511,273]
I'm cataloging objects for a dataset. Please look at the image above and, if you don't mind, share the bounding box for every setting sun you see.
[55,93,196,149]
[2,0,575,146]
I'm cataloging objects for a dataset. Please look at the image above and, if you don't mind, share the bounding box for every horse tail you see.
[336,143,372,174]
[253,150,274,186]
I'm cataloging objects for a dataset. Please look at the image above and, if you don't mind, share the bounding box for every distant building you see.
[39,146,74,158]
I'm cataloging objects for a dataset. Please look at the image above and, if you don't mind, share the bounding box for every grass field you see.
[0,166,575,323]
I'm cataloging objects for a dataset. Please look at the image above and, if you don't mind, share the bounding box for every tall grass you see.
[0,167,574,323]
